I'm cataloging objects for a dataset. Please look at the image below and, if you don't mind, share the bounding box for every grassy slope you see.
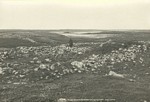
[0,30,69,47]
[1,73,150,102]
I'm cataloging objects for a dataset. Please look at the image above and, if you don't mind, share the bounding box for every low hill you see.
[0,30,69,47]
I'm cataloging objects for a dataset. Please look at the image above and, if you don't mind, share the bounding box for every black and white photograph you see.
[0,0,150,102]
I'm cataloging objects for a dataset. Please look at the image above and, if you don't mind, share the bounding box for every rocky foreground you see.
[0,40,150,85]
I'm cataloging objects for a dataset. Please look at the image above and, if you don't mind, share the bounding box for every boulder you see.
[71,61,84,69]
[108,71,125,78]
[58,98,67,102]
[39,64,47,69]
[45,58,51,62]
[0,67,3,74]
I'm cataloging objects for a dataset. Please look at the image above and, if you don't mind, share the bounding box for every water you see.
[61,33,115,38]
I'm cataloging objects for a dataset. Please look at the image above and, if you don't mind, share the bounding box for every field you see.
[0,30,150,102]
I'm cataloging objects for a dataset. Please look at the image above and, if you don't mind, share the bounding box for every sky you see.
[0,0,150,29]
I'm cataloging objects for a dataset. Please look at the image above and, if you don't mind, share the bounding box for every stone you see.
[71,61,83,69]
[0,67,3,74]
[109,71,125,78]
[34,68,39,71]
[45,58,51,62]
[58,98,67,102]
[39,64,47,69]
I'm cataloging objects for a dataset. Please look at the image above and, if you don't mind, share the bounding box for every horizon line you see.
[0,28,150,31]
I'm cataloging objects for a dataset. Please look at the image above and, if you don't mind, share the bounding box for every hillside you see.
[0,30,150,102]
[0,30,69,47]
